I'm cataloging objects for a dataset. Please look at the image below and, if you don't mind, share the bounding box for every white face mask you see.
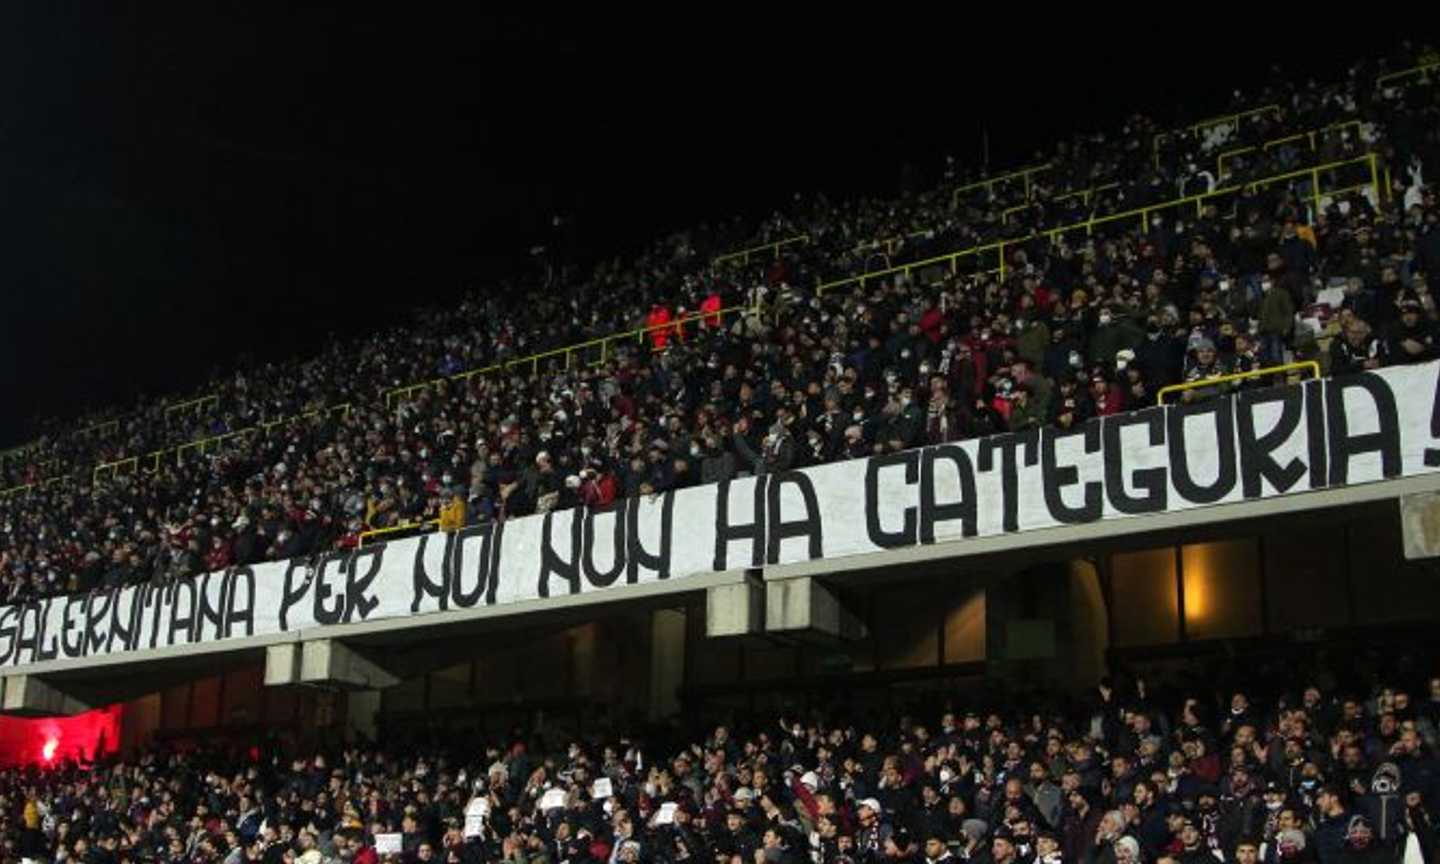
[939,768,955,784]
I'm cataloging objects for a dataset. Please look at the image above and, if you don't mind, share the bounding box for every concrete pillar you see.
[649,609,686,721]
[1067,559,1109,686]
[0,675,89,716]
[264,643,300,686]
[706,577,765,637]
[765,577,866,642]
[986,560,1108,695]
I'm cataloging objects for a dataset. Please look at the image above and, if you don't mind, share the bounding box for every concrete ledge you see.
[0,675,89,716]
[264,643,300,686]
[706,575,765,638]
[299,640,399,689]
[765,577,865,641]
[1400,492,1440,559]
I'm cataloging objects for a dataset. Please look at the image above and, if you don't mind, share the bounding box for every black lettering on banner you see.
[196,572,229,642]
[1326,373,1401,485]
[36,599,59,662]
[485,522,506,605]
[147,583,170,649]
[279,559,313,631]
[766,470,823,564]
[1042,421,1104,523]
[312,551,350,626]
[167,579,197,646]
[582,506,626,588]
[865,450,919,548]
[1305,379,1329,487]
[411,535,452,613]
[978,428,1039,532]
[1103,408,1168,514]
[344,546,384,623]
[713,478,766,571]
[1236,386,1306,498]
[84,590,113,657]
[626,492,673,582]
[1167,398,1237,505]
[108,587,138,653]
[16,602,41,663]
[0,606,15,666]
[921,445,979,542]
[60,595,85,658]
[450,524,497,608]
[539,510,582,598]
[224,568,256,637]
[1428,364,1440,467]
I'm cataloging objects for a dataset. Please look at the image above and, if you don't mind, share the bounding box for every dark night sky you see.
[0,7,1399,445]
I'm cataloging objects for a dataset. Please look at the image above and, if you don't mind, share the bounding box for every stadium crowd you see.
[2,660,1439,864]
[0,49,1438,603]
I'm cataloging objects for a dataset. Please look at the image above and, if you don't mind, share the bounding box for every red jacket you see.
[581,474,617,509]
[645,306,672,349]
[1094,384,1126,416]
[700,293,723,329]
[919,306,945,343]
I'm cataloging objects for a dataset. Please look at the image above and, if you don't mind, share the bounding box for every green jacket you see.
[1016,321,1051,369]
[1257,287,1295,338]
[1088,319,1144,367]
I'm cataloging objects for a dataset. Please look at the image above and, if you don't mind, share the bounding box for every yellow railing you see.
[712,235,810,268]
[950,163,1051,209]
[78,419,121,438]
[1216,120,1364,178]
[1153,104,1282,169]
[1378,61,1440,88]
[1156,361,1321,405]
[91,404,352,486]
[360,519,439,546]
[851,227,949,260]
[1001,183,1120,225]
[815,154,1379,295]
[0,475,66,499]
[6,152,1383,501]
[165,394,219,421]
[384,301,760,407]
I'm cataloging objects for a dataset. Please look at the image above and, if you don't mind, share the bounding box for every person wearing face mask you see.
[1087,305,1143,369]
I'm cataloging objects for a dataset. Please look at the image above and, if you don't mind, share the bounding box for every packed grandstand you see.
[0,41,1438,864]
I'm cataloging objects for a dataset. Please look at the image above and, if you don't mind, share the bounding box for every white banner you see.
[2,362,1436,670]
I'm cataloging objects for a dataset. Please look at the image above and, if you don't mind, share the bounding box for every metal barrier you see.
[91,404,352,486]
[384,301,760,407]
[1153,104,1282,169]
[78,419,121,438]
[1001,183,1120,225]
[712,235,810,268]
[950,163,1051,209]
[360,519,438,546]
[1215,120,1364,178]
[1156,361,1321,405]
[165,394,219,421]
[0,474,67,499]
[816,154,1379,295]
[1378,61,1440,88]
